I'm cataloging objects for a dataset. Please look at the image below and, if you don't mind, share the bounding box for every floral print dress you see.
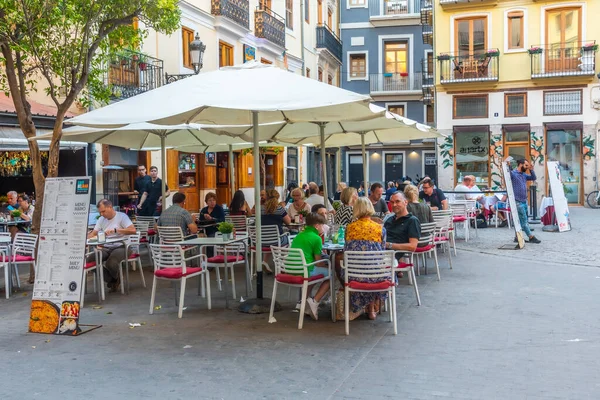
[343,217,388,312]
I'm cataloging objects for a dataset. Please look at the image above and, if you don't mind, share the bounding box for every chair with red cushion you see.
[136,216,158,242]
[1,247,9,299]
[204,232,249,300]
[225,215,248,233]
[449,202,470,241]
[10,232,38,289]
[149,244,210,318]
[119,233,145,294]
[248,225,289,277]
[405,222,440,280]
[133,220,152,265]
[269,246,333,329]
[341,250,397,335]
[432,210,454,269]
[495,200,512,228]
[81,248,103,307]
[433,209,456,256]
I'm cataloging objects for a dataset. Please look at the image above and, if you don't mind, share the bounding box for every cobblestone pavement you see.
[1,208,599,399]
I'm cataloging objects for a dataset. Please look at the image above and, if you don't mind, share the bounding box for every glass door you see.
[348,155,364,190]
[384,153,404,183]
[546,129,582,204]
[545,8,581,73]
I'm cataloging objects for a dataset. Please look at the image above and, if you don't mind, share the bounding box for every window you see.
[546,126,582,203]
[318,0,323,25]
[545,8,582,73]
[505,93,527,117]
[387,105,405,116]
[286,147,298,184]
[327,74,333,85]
[426,52,434,75]
[507,11,524,50]
[426,105,434,124]
[286,0,293,29]
[544,90,582,115]
[453,95,488,119]
[349,0,366,6]
[219,41,234,67]
[182,27,194,69]
[384,41,408,74]
[306,68,311,78]
[318,68,323,82]
[305,0,309,22]
[349,53,366,79]
[455,17,487,57]
[454,128,490,187]
[260,58,272,64]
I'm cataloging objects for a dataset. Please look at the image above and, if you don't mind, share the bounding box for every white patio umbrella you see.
[66,61,381,305]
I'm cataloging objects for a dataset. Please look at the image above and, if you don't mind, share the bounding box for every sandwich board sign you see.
[501,161,524,249]
[546,161,571,232]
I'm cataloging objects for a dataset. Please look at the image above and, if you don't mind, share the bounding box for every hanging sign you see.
[424,154,436,166]
[546,161,571,232]
[501,161,524,248]
[29,177,91,335]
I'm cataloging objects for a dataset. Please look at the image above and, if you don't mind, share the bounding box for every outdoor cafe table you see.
[0,220,31,232]
[86,236,129,300]
[176,235,249,308]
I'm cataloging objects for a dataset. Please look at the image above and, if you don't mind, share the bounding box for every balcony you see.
[422,24,432,46]
[103,49,164,101]
[254,6,285,48]
[438,49,499,84]
[440,0,498,8]
[529,41,597,79]
[420,0,432,25]
[422,86,434,105]
[316,25,342,64]
[369,0,421,26]
[369,72,423,95]
[211,0,250,29]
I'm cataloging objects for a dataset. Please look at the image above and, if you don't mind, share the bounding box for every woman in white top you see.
[286,187,311,221]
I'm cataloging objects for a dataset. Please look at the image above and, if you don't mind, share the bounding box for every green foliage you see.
[217,222,234,234]
[11,210,22,218]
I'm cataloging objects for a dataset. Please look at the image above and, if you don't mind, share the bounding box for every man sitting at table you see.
[454,176,483,201]
[157,192,198,236]
[383,192,420,257]
[87,199,136,292]
[368,182,390,223]
[290,212,330,321]
[419,177,448,210]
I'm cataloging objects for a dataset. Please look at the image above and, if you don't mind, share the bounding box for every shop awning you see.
[0,127,87,151]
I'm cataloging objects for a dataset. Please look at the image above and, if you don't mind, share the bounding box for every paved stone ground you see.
[1,208,599,399]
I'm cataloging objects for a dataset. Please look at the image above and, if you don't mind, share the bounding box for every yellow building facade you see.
[432,0,600,205]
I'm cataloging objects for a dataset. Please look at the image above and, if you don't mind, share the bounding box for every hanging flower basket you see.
[528,47,543,55]
[486,49,500,57]
[437,54,452,61]
[581,43,598,52]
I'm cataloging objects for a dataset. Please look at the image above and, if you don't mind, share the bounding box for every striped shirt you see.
[334,204,353,226]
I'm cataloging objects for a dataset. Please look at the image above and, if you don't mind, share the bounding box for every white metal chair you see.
[341,250,397,335]
[432,209,456,256]
[10,232,38,289]
[405,222,440,280]
[495,200,512,228]
[1,248,9,299]
[119,233,145,294]
[149,244,210,318]
[136,216,158,242]
[133,220,152,265]
[392,254,421,306]
[81,248,103,307]
[432,212,454,270]
[269,246,333,329]
[450,203,470,241]
[204,232,248,300]
[248,225,289,277]
[226,215,248,233]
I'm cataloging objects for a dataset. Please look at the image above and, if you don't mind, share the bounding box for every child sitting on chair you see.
[290,212,331,321]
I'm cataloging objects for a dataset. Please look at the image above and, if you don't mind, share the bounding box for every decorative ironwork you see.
[440,0,497,5]
[422,24,432,46]
[316,25,342,63]
[165,74,195,84]
[422,86,434,105]
[211,0,250,29]
[438,49,499,84]
[369,72,423,93]
[420,0,432,25]
[369,0,421,17]
[421,58,433,87]
[254,5,285,48]
[529,41,597,79]
[104,49,164,101]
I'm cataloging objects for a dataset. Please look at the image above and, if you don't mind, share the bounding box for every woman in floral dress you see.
[342,197,387,320]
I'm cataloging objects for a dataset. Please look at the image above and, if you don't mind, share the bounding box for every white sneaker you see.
[305,298,319,321]
[295,301,302,310]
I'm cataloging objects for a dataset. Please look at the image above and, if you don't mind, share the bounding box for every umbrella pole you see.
[229,144,235,198]
[319,123,329,208]
[161,134,166,210]
[361,132,367,194]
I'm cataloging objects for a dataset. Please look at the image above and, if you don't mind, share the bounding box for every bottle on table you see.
[337,226,345,246]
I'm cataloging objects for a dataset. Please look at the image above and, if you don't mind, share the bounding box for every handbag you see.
[335,290,364,321]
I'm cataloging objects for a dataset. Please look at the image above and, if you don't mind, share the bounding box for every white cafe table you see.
[176,235,249,308]
[86,236,129,301]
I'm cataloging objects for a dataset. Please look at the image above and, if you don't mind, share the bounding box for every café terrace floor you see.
[1,207,600,399]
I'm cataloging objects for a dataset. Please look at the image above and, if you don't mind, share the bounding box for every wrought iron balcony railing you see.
[420,0,432,25]
[369,72,423,93]
[316,25,342,63]
[422,86,434,105]
[529,41,597,78]
[440,0,497,6]
[422,24,432,45]
[211,0,250,29]
[254,5,285,48]
[438,49,499,84]
[369,0,421,17]
[103,49,164,100]
[421,58,434,87]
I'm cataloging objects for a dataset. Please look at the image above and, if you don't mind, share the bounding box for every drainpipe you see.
[300,0,306,75]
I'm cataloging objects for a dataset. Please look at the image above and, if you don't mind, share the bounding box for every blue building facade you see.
[339,0,436,188]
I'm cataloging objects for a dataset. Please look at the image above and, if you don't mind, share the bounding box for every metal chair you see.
[405,222,440,280]
[449,203,470,241]
[247,225,289,277]
[432,211,454,270]
[81,248,102,307]
[432,209,456,256]
[225,215,248,233]
[119,233,145,294]
[10,232,38,289]
[204,232,249,300]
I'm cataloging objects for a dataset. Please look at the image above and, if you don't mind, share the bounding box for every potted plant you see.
[581,42,598,53]
[11,210,22,221]
[332,201,341,211]
[138,54,148,71]
[217,221,235,240]
[528,47,543,55]
[437,53,452,61]
[486,49,500,57]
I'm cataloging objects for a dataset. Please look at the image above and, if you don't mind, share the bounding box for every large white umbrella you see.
[66,61,381,305]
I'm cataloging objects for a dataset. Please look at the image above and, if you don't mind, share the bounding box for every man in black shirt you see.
[137,166,170,216]
[384,192,420,253]
[418,177,448,210]
[134,165,152,195]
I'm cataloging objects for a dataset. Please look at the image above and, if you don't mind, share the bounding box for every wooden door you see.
[545,8,581,73]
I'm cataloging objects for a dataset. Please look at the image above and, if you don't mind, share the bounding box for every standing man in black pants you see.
[137,166,170,216]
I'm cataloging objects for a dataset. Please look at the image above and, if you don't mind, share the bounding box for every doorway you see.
[347,154,364,190]
[216,152,231,206]
[545,7,581,73]
[384,152,404,183]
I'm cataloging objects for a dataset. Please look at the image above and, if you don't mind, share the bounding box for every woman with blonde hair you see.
[334,186,358,226]
[334,182,347,201]
[262,189,291,238]
[404,184,433,224]
[341,197,388,320]
[286,187,311,221]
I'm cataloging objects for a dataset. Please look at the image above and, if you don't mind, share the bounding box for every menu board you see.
[547,161,571,232]
[501,162,524,249]
[29,177,91,335]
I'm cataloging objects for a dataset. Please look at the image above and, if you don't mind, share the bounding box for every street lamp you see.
[165,32,206,84]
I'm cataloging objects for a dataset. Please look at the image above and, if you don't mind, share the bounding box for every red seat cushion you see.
[10,255,35,262]
[250,246,274,252]
[154,267,203,279]
[85,261,96,269]
[207,255,244,263]
[140,237,149,243]
[414,244,435,253]
[147,229,157,236]
[347,281,394,290]
[276,273,325,284]
[453,216,467,222]
[396,262,413,269]
[128,253,140,259]
[434,236,449,242]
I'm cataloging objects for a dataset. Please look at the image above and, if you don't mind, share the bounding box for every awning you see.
[0,127,87,151]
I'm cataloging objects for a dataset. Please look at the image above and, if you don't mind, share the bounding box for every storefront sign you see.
[501,162,524,248]
[457,132,488,158]
[547,161,571,232]
[424,154,436,166]
[29,177,91,335]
